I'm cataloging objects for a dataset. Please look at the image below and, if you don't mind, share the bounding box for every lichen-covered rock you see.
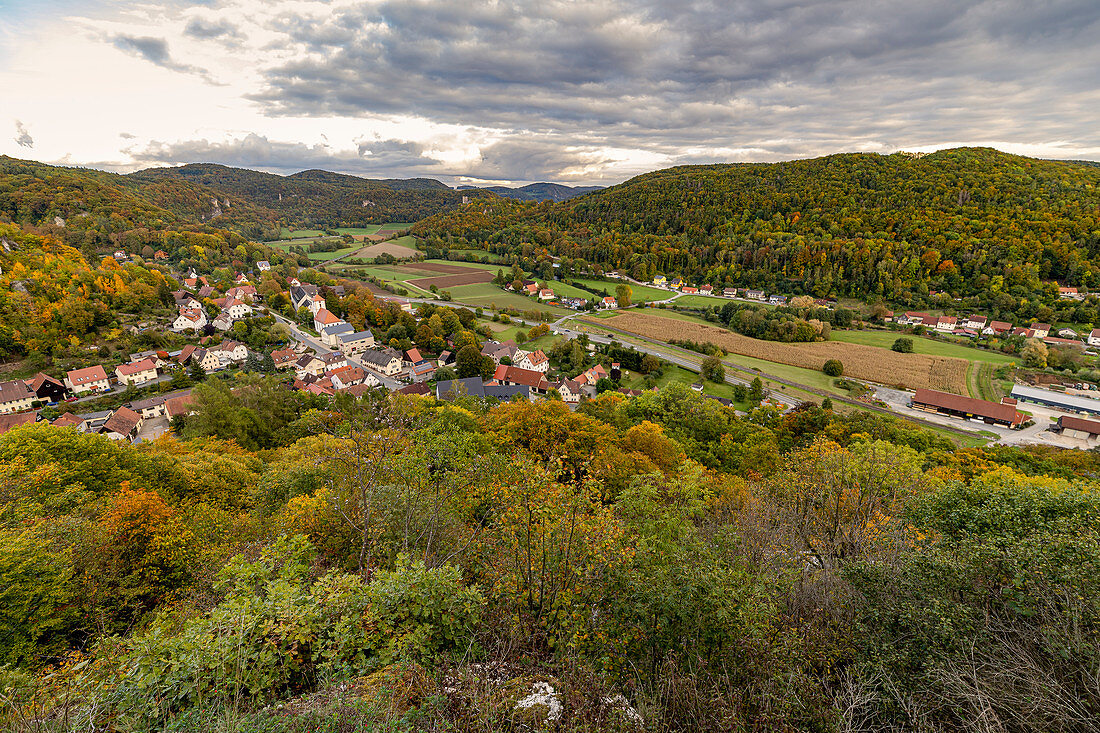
[354,661,433,714]
[603,693,644,728]
[503,675,563,729]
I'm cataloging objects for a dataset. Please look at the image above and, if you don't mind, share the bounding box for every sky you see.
[2,0,1100,186]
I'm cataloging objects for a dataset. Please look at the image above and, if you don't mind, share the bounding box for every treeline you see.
[415,148,1100,318]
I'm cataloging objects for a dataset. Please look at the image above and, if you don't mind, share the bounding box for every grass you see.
[673,294,734,309]
[278,228,327,239]
[442,249,509,263]
[335,226,383,235]
[618,363,750,405]
[830,329,1018,365]
[308,246,360,261]
[546,281,599,300]
[567,279,670,303]
[387,235,419,248]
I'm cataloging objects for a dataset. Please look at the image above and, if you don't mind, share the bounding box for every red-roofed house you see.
[115,359,158,386]
[514,349,549,373]
[101,407,143,441]
[313,308,343,333]
[66,365,110,395]
[492,365,549,394]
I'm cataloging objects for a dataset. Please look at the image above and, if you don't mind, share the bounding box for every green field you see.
[567,279,670,303]
[278,228,326,239]
[307,246,360,261]
[335,226,383,235]
[443,249,509,263]
[830,329,1018,365]
[673,294,735,309]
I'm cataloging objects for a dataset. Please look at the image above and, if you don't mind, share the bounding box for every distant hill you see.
[128,163,473,227]
[458,182,603,202]
[419,148,1100,311]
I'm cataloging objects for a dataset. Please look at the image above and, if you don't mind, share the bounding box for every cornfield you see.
[602,313,970,394]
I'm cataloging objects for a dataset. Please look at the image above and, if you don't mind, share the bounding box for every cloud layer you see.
[4,0,1100,184]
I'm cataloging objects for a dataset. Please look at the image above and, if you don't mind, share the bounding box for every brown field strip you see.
[603,312,970,394]
[353,242,420,259]
[407,271,495,289]
[407,262,484,274]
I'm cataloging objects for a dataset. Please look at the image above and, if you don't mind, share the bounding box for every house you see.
[50,412,83,429]
[319,351,348,371]
[0,411,38,434]
[65,365,110,395]
[521,281,539,296]
[1059,286,1084,300]
[983,320,1012,336]
[911,389,1025,428]
[328,365,371,390]
[652,275,667,287]
[560,297,588,310]
[723,288,738,298]
[26,373,67,402]
[768,295,787,305]
[338,331,376,356]
[670,278,683,289]
[538,288,555,301]
[128,392,183,419]
[154,250,168,260]
[435,377,529,401]
[410,361,437,383]
[235,273,251,285]
[165,394,197,419]
[700,285,713,295]
[0,380,35,414]
[213,340,248,364]
[601,296,618,309]
[405,348,426,367]
[313,308,343,333]
[746,290,766,301]
[898,312,930,326]
[173,292,202,309]
[271,348,299,369]
[552,378,583,404]
[491,365,550,394]
[1059,328,1079,339]
[935,316,957,333]
[514,349,549,373]
[115,359,158,387]
[437,350,455,367]
[173,308,207,332]
[192,348,223,373]
[100,407,143,442]
[226,285,258,302]
[321,321,355,347]
[1088,329,1100,348]
[481,340,520,364]
[1029,323,1051,339]
[222,297,254,320]
[359,348,404,376]
[196,285,216,299]
[963,315,987,329]
[290,284,324,313]
[257,260,271,271]
[682,286,699,295]
[212,313,235,331]
[294,354,326,379]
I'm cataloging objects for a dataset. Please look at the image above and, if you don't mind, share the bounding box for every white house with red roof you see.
[66,365,111,395]
[115,359,158,387]
[514,349,549,373]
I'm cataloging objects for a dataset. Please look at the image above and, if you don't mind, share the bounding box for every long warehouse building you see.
[1009,384,1100,416]
[911,389,1027,428]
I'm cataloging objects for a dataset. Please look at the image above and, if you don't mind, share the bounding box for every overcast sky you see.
[3,0,1099,186]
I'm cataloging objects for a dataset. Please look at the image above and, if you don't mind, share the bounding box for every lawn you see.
[387,235,420,248]
[307,246,360,261]
[546,281,599,300]
[618,363,751,406]
[831,329,1018,365]
[567,279,670,303]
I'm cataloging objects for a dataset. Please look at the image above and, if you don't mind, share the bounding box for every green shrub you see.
[822,359,844,377]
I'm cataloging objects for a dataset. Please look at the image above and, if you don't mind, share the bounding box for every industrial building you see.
[911,389,1026,428]
[1009,385,1100,416]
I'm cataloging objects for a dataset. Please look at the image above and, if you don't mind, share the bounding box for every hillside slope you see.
[462,182,604,202]
[418,148,1100,305]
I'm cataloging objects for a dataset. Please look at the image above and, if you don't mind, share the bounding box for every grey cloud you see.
[247,0,1100,174]
[13,120,34,148]
[129,133,446,177]
[184,17,244,41]
[112,35,217,80]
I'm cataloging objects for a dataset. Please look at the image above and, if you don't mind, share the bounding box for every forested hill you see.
[416,148,1100,305]
[460,181,604,202]
[130,163,470,227]
[0,157,481,240]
